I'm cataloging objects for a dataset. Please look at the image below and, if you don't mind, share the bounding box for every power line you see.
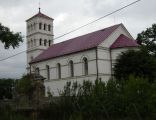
[0,0,141,62]
[0,50,26,61]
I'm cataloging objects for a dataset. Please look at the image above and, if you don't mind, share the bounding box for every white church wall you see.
[44,75,97,96]
[32,49,100,95]
[97,47,111,75]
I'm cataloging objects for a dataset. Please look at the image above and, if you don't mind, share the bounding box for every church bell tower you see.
[26,8,54,72]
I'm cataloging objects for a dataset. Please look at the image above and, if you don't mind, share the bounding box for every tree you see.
[15,74,33,98]
[0,23,23,49]
[114,50,156,82]
[136,24,156,56]
[0,78,15,99]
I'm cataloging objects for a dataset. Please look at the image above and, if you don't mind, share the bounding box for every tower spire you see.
[39,2,41,13]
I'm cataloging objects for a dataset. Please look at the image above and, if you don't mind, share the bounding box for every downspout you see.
[29,63,32,74]
[96,47,99,80]
[109,49,113,78]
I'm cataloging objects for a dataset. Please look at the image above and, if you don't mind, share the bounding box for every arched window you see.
[27,25,30,32]
[31,56,33,61]
[39,22,42,29]
[57,63,61,79]
[35,67,40,74]
[31,39,33,47]
[46,65,50,80]
[83,57,88,75]
[39,38,42,45]
[44,39,47,46]
[48,25,51,31]
[69,60,74,77]
[34,39,36,46]
[31,24,33,31]
[28,41,30,48]
[34,23,36,30]
[49,40,51,46]
[44,24,47,30]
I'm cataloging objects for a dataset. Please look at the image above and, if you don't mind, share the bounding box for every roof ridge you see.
[53,23,121,45]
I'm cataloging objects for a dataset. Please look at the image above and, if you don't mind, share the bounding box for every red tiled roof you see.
[26,12,53,21]
[110,34,139,49]
[31,24,121,64]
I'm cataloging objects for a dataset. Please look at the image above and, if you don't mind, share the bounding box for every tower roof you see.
[26,11,53,22]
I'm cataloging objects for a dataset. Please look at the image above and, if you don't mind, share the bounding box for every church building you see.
[26,10,139,95]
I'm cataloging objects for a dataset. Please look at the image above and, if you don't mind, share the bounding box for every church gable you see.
[98,24,134,48]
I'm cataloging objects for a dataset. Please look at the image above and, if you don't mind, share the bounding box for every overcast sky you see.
[0,0,155,78]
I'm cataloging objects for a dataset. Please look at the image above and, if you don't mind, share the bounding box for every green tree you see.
[0,78,15,99]
[15,74,33,97]
[136,24,156,56]
[114,50,156,82]
[0,23,23,49]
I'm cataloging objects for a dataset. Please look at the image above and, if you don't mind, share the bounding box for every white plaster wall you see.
[31,49,101,95]
[44,75,97,96]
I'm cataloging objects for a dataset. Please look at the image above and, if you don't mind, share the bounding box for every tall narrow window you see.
[46,65,50,80]
[28,41,30,48]
[39,38,42,45]
[48,25,51,31]
[44,39,47,46]
[31,24,33,31]
[83,57,88,75]
[34,39,36,46]
[34,23,36,30]
[69,60,74,77]
[31,39,33,47]
[35,67,40,74]
[39,23,42,29]
[49,40,51,46]
[44,24,46,30]
[57,63,61,79]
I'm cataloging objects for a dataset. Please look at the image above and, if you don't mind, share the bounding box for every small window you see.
[46,65,50,80]
[44,24,47,30]
[49,40,51,46]
[44,39,47,46]
[39,23,42,29]
[57,63,61,79]
[31,39,33,47]
[34,23,36,30]
[28,41,30,48]
[35,67,40,74]
[31,56,33,61]
[69,60,74,77]
[34,39,36,46]
[48,25,51,31]
[39,38,42,45]
[83,57,88,75]
[27,25,30,32]
[31,24,33,31]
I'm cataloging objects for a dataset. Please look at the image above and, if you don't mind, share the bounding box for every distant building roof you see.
[110,34,139,49]
[26,11,53,21]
